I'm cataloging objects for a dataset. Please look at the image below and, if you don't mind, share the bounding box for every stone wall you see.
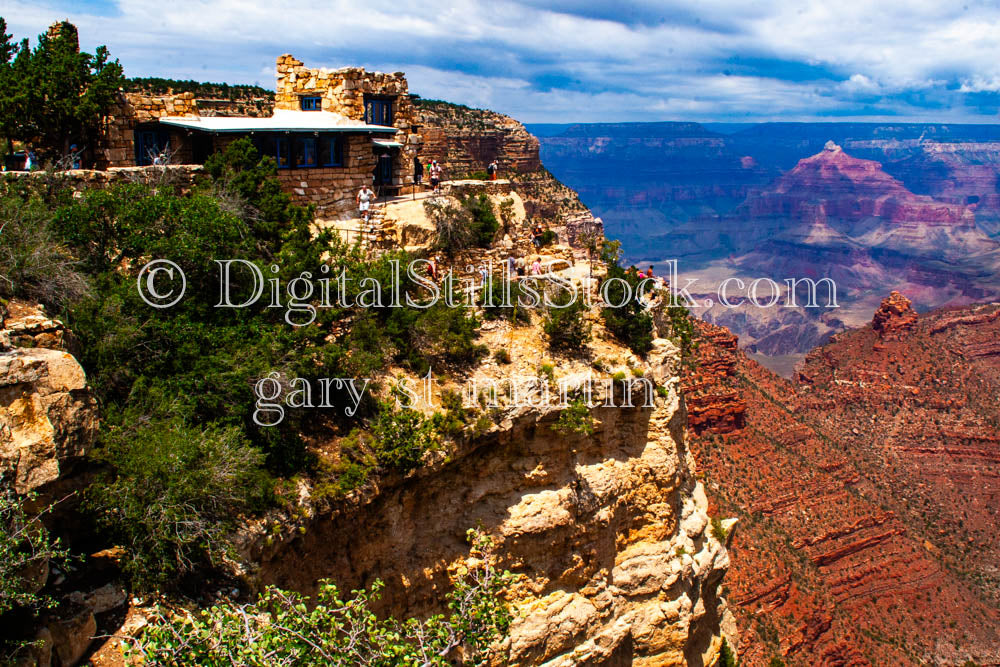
[274,54,422,188]
[96,91,199,168]
[3,165,204,193]
[276,135,378,216]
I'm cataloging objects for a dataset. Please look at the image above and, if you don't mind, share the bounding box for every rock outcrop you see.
[246,320,735,666]
[686,304,1000,666]
[870,290,918,340]
[417,100,542,177]
[0,302,98,494]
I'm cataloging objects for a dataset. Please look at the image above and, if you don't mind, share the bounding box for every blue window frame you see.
[256,134,290,168]
[295,136,317,167]
[320,135,343,166]
[365,98,392,126]
[135,127,169,166]
[300,96,322,111]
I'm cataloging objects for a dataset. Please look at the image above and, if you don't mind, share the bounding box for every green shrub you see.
[599,241,654,355]
[425,193,498,253]
[479,275,531,325]
[494,348,511,364]
[0,485,72,658]
[132,530,514,666]
[711,516,729,542]
[542,288,590,352]
[554,398,594,436]
[86,409,270,588]
[370,404,439,473]
[538,229,556,246]
[538,363,555,383]
[719,638,737,667]
[0,193,88,309]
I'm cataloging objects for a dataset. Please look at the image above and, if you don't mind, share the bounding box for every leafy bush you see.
[599,241,654,355]
[0,485,72,659]
[719,638,737,667]
[538,229,556,246]
[425,193,499,253]
[554,398,594,436]
[542,288,590,352]
[493,348,511,364]
[0,192,88,309]
[370,403,439,473]
[711,516,729,542]
[479,275,531,325]
[86,409,270,588]
[0,486,70,616]
[132,530,514,666]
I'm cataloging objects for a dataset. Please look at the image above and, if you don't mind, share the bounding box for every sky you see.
[5,0,1000,124]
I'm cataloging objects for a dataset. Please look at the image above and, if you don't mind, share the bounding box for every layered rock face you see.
[0,302,98,494]
[684,301,1000,666]
[250,338,735,666]
[417,100,543,177]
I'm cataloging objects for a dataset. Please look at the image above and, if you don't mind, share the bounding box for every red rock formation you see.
[870,291,918,340]
[684,308,1000,666]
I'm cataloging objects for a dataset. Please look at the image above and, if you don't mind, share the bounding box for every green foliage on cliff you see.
[554,398,594,436]
[0,19,124,158]
[0,487,72,660]
[718,638,737,667]
[1,137,489,589]
[425,193,499,254]
[543,287,591,352]
[132,530,514,666]
[599,240,654,355]
[125,77,273,99]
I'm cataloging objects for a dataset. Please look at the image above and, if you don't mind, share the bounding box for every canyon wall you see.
[683,297,1000,666]
[247,333,735,666]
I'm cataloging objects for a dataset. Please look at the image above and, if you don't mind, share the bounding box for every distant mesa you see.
[823,139,841,152]
[871,290,918,340]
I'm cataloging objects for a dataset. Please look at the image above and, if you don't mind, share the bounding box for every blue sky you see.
[5,0,1000,123]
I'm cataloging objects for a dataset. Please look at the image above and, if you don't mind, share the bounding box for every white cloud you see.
[5,0,1000,121]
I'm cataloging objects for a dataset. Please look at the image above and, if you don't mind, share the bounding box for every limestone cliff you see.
[0,302,97,495]
[242,298,736,665]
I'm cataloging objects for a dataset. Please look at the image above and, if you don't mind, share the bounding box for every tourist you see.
[428,256,438,281]
[414,156,423,186]
[487,160,498,180]
[507,254,516,276]
[531,224,544,248]
[530,256,542,275]
[516,256,526,277]
[357,183,375,222]
[153,152,166,165]
[429,160,443,193]
[23,147,35,171]
[479,265,490,289]
[69,144,81,169]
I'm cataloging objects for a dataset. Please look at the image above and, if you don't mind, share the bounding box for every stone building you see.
[98,55,423,217]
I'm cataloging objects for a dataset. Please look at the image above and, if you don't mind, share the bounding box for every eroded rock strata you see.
[686,296,1000,666]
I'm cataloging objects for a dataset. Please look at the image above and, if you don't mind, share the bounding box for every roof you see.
[373,139,404,148]
[158,108,397,134]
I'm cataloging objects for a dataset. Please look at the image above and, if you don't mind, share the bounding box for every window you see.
[300,96,322,111]
[257,134,291,168]
[135,127,169,166]
[295,136,317,167]
[320,135,343,167]
[365,98,393,126]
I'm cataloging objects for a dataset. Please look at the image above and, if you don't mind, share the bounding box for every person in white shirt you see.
[357,184,375,222]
